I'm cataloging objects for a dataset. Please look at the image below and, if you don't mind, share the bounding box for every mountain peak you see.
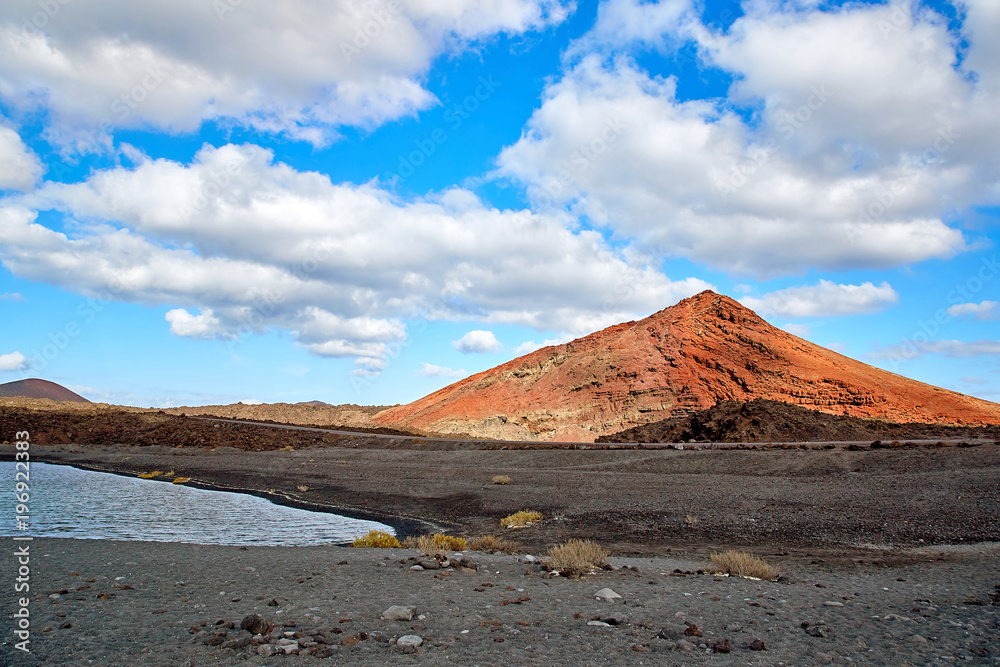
[374,294,1000,441]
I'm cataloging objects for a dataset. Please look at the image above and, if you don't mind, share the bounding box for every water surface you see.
[1,461,393,546]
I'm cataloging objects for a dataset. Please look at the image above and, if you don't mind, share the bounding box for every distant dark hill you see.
[596,399,1000,443]
[296,400,332,406]
[0,379,90,403]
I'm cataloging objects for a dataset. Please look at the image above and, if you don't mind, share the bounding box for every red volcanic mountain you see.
[0,378,90,403]
[373,291,1000,442]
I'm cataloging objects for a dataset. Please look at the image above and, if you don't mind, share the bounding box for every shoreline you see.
[5,440,999,560]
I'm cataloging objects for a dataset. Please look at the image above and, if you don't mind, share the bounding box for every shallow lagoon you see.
[1,461,393,546]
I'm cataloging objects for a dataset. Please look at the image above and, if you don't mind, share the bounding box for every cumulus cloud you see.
[165,308,233,340]
[781,323,810,337]
[0,351,31,371]
[0,0,571,149]
[0,292,23,301]
[416,362,467,378]
[739,280,899,317]
[453,330,502,353]
[496,0,1000,276]
[0,126,43,191]
[868,339,1000,361]
[513,334,576,356]
[0,144,710,373]
[947,300,999,321]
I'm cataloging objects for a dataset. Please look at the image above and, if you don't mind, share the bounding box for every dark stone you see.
[712,639,731,653]
[241,614,270,635]
[750,639,767,651]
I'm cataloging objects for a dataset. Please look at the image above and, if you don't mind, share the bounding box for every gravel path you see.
[1,538,998,665]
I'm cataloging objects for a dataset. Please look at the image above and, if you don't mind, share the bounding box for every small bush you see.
[546,539,609,576]
[411,534,468,555]
[709,550,779,580]
[351,530,401,548]
[468,534,522,554]
[500,510,542,529]
[492,475,511,485]
[685,514,699,526]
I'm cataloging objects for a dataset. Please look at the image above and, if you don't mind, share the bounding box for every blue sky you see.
[0,0,997,408]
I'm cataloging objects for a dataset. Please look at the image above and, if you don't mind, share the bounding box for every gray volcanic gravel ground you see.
[1,539,998,665]
[13,441,1000,554]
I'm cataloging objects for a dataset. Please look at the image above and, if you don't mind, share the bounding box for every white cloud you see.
[781,323,810,337]
[0,126,43,191]
[947,300,999,321]
[869,339,1000,361]
[0,350,30,371]
[0,0,571,149]
[496,0,1000,277]
[513,334,575,356]
[0,144,711,373]
[165,308,233,340]
[0,292,22,301]
[739,280,899,317]
[960,376,988,386]
[453,330,502,353]
[416,362,467,378]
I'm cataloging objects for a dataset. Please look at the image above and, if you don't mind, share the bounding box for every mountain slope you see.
[373,291,1000,441]
[0,379,90,403]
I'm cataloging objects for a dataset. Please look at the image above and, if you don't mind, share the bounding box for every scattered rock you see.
[240,614,269,635]
[257,644,276,657]
[676,639,697,651]
[594,588,622,601]
[684,622,703,637]
[418,559,441,570]
[749,638,767,651]
[908,634,928,644]
[381,605,416,621]
[712,638,731,653]
[823,601,844,607]
[806,626,827,638]
[369,631,390,643]
[397,635,423,652]
[587,621,611,627]
[410,565,424,571]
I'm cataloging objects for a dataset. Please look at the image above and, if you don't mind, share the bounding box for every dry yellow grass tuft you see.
[171,477,191,484]
[685,514,700,526]
[546,539,610,576]
[406,534,468,555]
[138,471,163,479]
[709,550,779,580]
[468,534,522,554]
[500,510,542,529]
[492,475,511,485]
[297,485,310,492]
[351,530,401,548]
